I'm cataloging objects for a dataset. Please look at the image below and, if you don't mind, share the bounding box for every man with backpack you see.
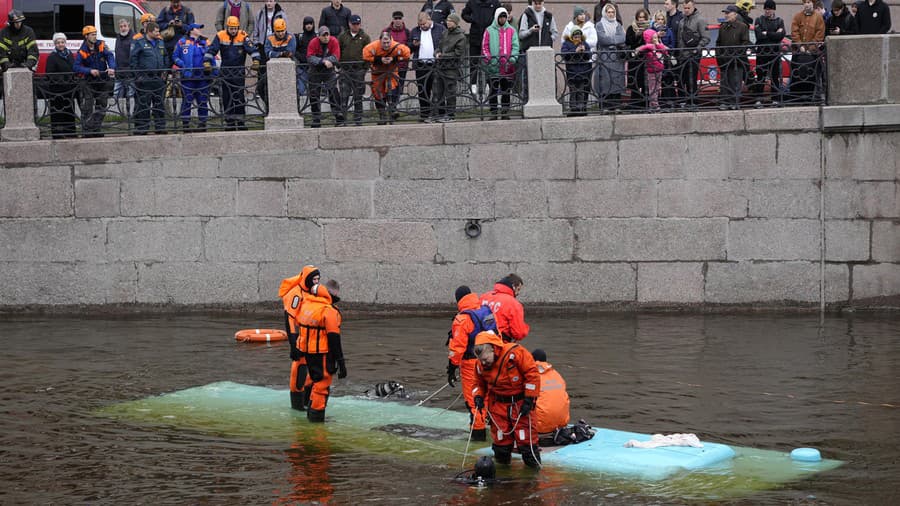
[447,286,498,441]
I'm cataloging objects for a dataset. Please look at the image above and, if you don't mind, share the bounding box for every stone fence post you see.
[523,46,562,118]
[827,34,900,105]
[1,68,40,141]
[823,34,900,131]
[264,58,304,130]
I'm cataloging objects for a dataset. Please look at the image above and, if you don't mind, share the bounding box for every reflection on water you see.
[0,314,897,504]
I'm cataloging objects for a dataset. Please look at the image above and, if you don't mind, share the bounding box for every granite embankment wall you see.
[1,107,898,310]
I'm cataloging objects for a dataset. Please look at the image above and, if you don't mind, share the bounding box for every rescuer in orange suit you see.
[280,265,321,411]
[480,273,529,342]
[299,279,346,422]
[472,330,542,469]
[530,349,570,435]
[447,285,498,441]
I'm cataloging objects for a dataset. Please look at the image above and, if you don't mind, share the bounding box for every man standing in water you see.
[472,330,542,469]
[279,265,321,411]
[298,279,346,422]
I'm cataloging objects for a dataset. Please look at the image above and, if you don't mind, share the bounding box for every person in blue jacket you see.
[204,16,260,130]
[174,23,212,131]
[74,25,116,137]
[130,22,171,134]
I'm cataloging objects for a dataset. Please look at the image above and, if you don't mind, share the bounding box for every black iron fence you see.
[33,66,266,139]
[556,44,826,115]
[24,44,828,138]
[295,55,527,127]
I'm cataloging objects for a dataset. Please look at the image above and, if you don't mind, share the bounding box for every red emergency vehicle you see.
[1,0,149,73]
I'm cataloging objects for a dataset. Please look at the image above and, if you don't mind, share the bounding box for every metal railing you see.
[555,44,826,115]
[32,66,266,139]
[296,55,527,127]
[22,44,829,138]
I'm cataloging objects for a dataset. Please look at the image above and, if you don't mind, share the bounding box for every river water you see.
[1,313,898,505]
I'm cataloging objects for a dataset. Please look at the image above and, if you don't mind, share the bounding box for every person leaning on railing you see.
[362,30,411,124]
[74,26,116,138]
[306,26,345,127]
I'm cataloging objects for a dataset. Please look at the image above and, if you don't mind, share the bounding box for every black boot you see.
[307,408,325,423]
[492,444,512,465]
[471,429,487,442]
[290,392,306,411]
[520,445,542,469]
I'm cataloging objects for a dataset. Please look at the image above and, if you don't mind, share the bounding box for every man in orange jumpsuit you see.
[472,331,542,469]
[299,279,346,422]
[447,285,498,441]
[279,265,320,411]
[530,349,570,435]
[480,273,529,342]
[362,30,410,124]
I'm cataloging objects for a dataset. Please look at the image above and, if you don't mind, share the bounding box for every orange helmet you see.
[273,18,287,32]
[140,12,155,24]
[226,16,240,28]
[82,25,97,36]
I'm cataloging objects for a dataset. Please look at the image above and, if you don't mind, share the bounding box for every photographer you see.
[158,0,195,58]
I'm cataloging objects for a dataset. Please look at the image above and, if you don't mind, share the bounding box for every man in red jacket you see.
[480,273,529,341]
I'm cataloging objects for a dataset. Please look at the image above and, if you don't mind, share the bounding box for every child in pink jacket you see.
[637,28,668,110]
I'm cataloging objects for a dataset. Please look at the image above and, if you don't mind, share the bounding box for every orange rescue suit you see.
[449,292,488,431]
[280,265,320,394]
[361,38,411,100]
[533,360,570,434]
[480,283,529,341]
[473,332,540,448]
[299,285,343,413]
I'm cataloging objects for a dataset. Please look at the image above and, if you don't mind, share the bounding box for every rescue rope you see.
[461,423,475,470]
[416,382,451,407]
[426,391,463,418]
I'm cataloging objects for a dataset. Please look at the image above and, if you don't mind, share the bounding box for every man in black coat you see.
[319,0,352,36]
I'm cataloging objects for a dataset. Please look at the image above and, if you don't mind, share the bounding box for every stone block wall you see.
[1,107,897,309]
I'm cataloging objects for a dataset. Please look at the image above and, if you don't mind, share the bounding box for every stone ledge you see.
[823,104,900,132]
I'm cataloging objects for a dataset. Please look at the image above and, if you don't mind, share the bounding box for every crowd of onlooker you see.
[0,0,893,136]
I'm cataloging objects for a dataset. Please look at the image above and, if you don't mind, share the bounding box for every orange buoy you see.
[234,328,287,343]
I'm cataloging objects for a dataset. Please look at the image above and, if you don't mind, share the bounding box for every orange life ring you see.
[234,328,288,343]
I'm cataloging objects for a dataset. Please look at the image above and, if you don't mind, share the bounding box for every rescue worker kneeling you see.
[530,349,571,437]
[280,264,320,411]
[472,331,542,469]
[298,279,347,422]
